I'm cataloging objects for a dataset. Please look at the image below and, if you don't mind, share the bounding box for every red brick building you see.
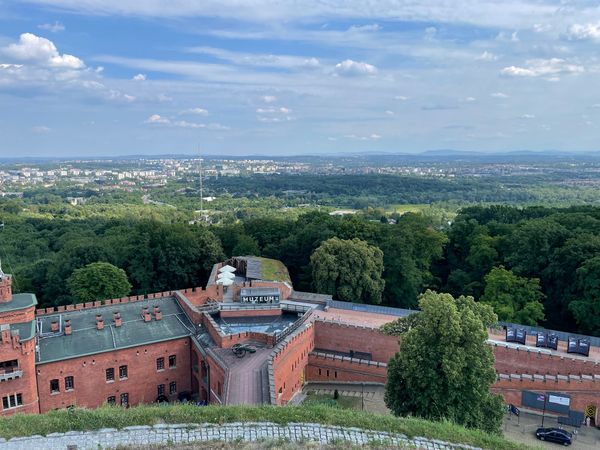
[1,256,599,425]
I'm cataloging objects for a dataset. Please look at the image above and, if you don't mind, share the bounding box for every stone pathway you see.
[0,422,482,450]
[214,344,272,405]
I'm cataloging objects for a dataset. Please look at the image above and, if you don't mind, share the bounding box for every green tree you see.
[569,257,600,336]
[480,267,545,326]
[67,262,132,302]
[231,234,260,256]
[385,290,505,434]
[310,237,385,304]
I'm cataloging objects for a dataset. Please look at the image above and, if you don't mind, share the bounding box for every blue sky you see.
[2,1,600,156]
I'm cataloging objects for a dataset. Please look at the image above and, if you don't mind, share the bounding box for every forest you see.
[1,200,599,337]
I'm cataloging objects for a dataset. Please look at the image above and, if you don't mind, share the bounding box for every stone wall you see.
[0,422,482,450]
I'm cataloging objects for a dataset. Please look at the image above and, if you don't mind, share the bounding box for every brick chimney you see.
[51,321,59,332]
[113,311,122,327]
[64,320,72,335]
[142,307,151,322]
[96,316,104,330]
[154,308,162,321]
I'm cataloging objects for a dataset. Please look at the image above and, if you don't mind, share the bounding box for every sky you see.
[2,1,600,157]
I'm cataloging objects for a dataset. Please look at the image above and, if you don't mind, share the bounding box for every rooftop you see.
[0,293,38,313]
[234,257,291,283]
[11,320,36,342]
[36,297,194,364]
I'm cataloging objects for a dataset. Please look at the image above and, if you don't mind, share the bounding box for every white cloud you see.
[567,22,600,41]
[334,59,377,76]
[145,114,227,129]
[496,31,519,42]
[2,33,85,69]
[520,114,535,119]
[32,125,51,133]
[347,24,381,32]
[157,93,173,102]
[491,92,509,98]
[385,110,394,116]
[181,107,209,115]
[501,58,584,78]
[256,106,293,122]
[343,133,381,140]
[38,21,66,33]
[262,95,277,103]
[477,51,497,61]
[394,95,408,101]
[464,96,476,102]
[132,73,146,81]
[145,114,170,124]
[187,46,320,70]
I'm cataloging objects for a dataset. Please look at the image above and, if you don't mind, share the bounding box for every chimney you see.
[64,320,72,335]
[153,305,160,315]
[51,321,59,332]
[96,316,104,330]
[113,311,122,327]
[142,308,151,322]
[155,308,162,321]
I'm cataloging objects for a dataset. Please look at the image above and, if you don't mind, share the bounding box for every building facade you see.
[0,256,599,425]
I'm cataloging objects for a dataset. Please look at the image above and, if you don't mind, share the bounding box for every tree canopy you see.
[67,262,132,303]
[310,237,385,304]
[480,266,545,326]
[384,290,505,434]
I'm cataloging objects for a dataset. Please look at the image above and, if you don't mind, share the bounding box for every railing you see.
[0,368,23,381]
[274,309,312,345]
[219,302,281,311]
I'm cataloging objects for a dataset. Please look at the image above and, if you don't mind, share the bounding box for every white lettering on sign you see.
[548,395,570,406]
[241,295,279,303]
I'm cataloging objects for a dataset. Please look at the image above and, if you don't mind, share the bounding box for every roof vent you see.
[51,321,59,332]
[143,309,151,322]
[155,308,162,321]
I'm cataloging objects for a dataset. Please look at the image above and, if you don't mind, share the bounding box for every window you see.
[156,357,164,371]
[119,365,128,379]
[64,376,74,391]
[168,355,176,368]
[107,396,116,405]
[0,359,18,371]
[50,379,59,393]
[120,393,129,406]
[106,368,115,382]
[157,384,165,396]
[169,381,177,394]
[2,393,22,409]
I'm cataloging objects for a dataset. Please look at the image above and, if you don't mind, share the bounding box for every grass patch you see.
[0,404,532,450]
[303,392,362,410]
[257,257,291,283]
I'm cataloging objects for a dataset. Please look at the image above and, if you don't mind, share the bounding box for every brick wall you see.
[220,308,282,318]
[492,375,600,412]
[272,324,315,405]
[0,336,38,416]
[492,345,600,376]
[36,338,191,413]
[205,353,226,404]
[313,320,399,363]
[306,352,388,383]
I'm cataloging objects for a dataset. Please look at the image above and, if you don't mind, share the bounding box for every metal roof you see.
[240,288,280,297]
[36,297,194,364]
[10,320,36,342]
[0,293,38,313]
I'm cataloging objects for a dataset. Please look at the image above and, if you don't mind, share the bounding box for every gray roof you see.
[240,287,280,297]
[10,320,36,342]
[327,299,416,317]
[0,293,37,313]
[36,297,194,364]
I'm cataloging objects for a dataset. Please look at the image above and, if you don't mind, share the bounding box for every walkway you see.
[0,422,482,450]
[213,344,271,405]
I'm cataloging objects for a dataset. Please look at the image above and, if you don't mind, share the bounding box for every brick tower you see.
[0,261,12,302]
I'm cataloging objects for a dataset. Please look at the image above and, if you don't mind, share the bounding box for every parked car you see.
[535,427,572,446]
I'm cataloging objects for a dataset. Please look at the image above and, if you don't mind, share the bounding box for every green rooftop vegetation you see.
[0,404,532,450]
[256,257,291,283]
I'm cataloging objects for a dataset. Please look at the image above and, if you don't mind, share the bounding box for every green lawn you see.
[303,392,362,410]
[0,404,534,450]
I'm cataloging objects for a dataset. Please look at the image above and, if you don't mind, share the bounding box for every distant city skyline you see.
[2,1,600,156]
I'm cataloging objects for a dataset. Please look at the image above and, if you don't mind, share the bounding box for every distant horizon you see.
[2,148,600,163]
